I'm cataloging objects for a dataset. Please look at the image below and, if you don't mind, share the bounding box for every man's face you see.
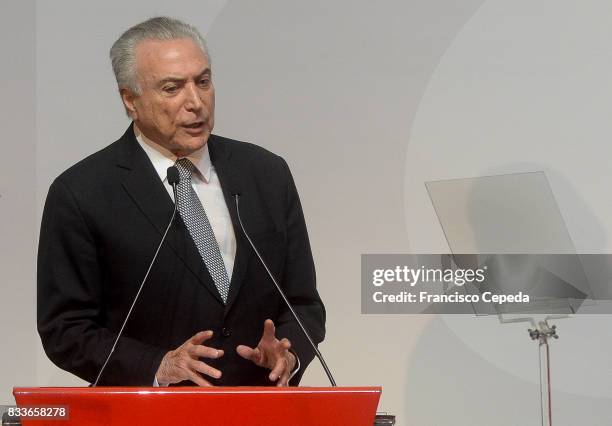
[122,38,215,156]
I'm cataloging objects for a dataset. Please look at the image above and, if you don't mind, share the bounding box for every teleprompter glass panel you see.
[425,172,593,316]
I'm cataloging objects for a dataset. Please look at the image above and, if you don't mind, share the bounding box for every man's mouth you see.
[183,121,204,129]
[182,121,207,135]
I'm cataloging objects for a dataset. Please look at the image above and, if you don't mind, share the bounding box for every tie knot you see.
[175,158,195,180]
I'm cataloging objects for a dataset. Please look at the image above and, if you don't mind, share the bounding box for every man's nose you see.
[184,83,203,111]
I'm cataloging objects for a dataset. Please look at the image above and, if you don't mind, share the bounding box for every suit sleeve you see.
[273,159,326,385]
[37,178,167,385]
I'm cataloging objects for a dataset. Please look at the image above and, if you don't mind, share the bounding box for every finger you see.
[236,344,254,360]
[279,338,291,351]
[277,369,291,387]
[187,370,212,387]
[190,345,224,360]
[278,352,295,387]
[189,330,214,345]
[262,319,275,340]
[237,345,264,365]
[269,356,288,382]
[190,359,222,379]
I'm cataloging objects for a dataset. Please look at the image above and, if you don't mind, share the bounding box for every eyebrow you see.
[157,68,212,86]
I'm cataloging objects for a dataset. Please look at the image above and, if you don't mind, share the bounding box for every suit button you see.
[221,327,231,337]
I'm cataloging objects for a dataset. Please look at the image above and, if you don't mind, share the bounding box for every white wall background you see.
[1,0,612,424]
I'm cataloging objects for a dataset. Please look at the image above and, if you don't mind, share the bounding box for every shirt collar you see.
[133,124,212,183]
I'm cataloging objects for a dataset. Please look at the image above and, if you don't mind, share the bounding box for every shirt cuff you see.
[153,376,169,387]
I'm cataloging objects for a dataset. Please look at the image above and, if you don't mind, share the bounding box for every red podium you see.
[13,386,381,425]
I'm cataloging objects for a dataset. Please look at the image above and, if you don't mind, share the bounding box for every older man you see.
[37,17,325,387]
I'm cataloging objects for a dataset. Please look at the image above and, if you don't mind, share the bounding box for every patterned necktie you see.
[174,158,230,303]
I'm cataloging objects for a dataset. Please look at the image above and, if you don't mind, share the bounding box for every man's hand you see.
[236,319,296,387]
[155,330,223,386]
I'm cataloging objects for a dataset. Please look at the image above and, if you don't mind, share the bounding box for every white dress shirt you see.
[134,126,236,280]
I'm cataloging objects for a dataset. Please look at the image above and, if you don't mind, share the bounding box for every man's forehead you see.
[135,38,209,77]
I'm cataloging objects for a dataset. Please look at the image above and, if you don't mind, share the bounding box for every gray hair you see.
[110,16,210,95]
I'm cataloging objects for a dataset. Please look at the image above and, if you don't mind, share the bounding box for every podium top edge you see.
[14,386,382,396]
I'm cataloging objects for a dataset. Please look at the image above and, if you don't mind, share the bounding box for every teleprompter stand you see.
[528,319,559,426]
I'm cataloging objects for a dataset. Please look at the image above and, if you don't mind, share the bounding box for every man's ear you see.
[120,88,138,119]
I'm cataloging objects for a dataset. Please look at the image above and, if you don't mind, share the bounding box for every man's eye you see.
[163,86,178,93]
[199,78,211,87]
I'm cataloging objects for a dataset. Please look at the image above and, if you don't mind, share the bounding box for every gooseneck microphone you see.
[233,193,337,387]
[93,166,181,386]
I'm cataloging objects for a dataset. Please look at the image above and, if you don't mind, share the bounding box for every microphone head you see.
[167,166,180,186]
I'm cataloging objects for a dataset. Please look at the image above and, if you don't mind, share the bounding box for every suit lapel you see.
[207,136,252,315]
[116,125,225,305]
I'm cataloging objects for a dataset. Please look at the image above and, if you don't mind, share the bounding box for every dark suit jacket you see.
[37,124,325,386]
